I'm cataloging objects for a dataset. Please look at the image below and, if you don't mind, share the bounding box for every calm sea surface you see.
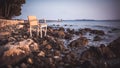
[47,20,120,47]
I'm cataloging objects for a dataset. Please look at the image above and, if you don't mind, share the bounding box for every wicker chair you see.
[28,16,47,38]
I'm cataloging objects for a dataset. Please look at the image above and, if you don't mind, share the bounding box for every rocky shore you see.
[0,23,120,68]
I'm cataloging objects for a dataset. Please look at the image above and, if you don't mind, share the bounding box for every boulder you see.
[66,28,75,34]
[65,33,73,40]
[58,27,65,31]
[93,36,102,41]
[90,30,105,35]
[0,39,39,66]
[68,37,88,48]
[108,37,120,58]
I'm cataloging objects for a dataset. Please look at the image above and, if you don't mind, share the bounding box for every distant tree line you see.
[0,0,25,19]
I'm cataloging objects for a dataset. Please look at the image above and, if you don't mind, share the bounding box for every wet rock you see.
[58,27,65,31]
[80,45,118,68]
[66,28,75,34]
[64,33,73,40]
[93,36,102,41]
[108,37,120,58]
[68,37,88,48]
[64,24,67,26]
[99,44,116,59]
[90,29,105,35]
[111,28,120,31]
[78,29,88,35]
[80,46,105,68]
[45,36,65,51]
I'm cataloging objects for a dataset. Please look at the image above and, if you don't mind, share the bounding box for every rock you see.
[27,58,33,64]
[7,65,12,68]
[0,39,8,46]
[108,37,120,58]
[42,40,48,45]
[46,36,65,51]
[68,37,88,48]
[93,36,102,41]
[80,46,104,68]
[8,37,16,42]
[90,29,105,35]
[45,44,52,50]
[58,27,65,31]
[111,28,120,31]
[99,44,116,59]
[57,31,65,38]
[17,25,24,29]
[64,24,67,26]
[80,45,118,68]
[66,28,75,34]
[0,39,39,66]
[65,33,73,40]
[52,30,65,38]
[20,63,27,68]
[38,51,45,57]
[54,50,61,56]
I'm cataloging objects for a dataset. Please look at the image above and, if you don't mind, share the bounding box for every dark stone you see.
[68,37,88,48]
[66,28,75,34]
[108,37,120,58]
[90,30,105,35]
[93,36,102,41]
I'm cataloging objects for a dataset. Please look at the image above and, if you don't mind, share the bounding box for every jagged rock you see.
[65,33,73,40]
[108,37,120,58]
[80,46,106,68]
[20,63,27,68]
[93,36,102,41]
[57,31,65,38]
[52,30,65,38]
[0,39,8,46]
[45,44,52,50]
[90,29,105,35]
[45,36,65,51]
[99,44,116,59]
[38,51,45,57]
[54,50,61,56]
[27,58,33,64]
[66,28,75,34]
[80,45,117,68]
[0,39,39,66]
[68,37,88,48]
[58,27,65,31]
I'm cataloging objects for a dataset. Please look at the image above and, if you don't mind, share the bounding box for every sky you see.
[16,0,120,20]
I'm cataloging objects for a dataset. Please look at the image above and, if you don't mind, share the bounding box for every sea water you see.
[47,20,120,47]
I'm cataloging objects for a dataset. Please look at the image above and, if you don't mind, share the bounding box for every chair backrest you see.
[28,16,38,26]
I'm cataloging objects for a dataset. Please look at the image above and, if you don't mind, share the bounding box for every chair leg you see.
[40,28,42,38]
[30,28,32,37]
[45,26,47,36]
[37,27,39,36]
